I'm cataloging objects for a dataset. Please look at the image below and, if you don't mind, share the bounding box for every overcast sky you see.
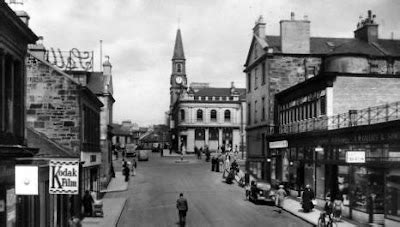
[17,0,400,126]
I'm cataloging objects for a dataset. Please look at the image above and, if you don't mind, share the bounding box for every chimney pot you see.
[291,12,295,20]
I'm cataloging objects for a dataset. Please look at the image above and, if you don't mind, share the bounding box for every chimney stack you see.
[280,12,310,54]
[354,10,378,43]
[29,36,46,60]
[253,15,266,38]
[103,56,112,76]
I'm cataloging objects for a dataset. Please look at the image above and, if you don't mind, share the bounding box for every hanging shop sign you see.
[49,159,79,194]
[269,140,288,149]
[15,166,38,195]
[345,151,366,163]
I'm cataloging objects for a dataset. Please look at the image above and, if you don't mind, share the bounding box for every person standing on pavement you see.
[123,165,130,182]
[131,158,137,176]
[275,184,287,213]
[82,190,94,217]
[301,184,315,213]
[176,193,188,226]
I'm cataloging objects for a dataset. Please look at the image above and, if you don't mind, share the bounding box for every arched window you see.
[180,109,185,121]
[177,63,182,73]
[224,110,231,122]
[210,109,217,121]
[197,109,203,121]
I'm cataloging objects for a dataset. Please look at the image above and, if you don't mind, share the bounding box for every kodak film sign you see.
[49,159,79,194]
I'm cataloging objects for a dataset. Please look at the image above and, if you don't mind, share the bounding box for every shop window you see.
[210,109,217,122]
[386,169,400,220]
[197,109,203,121]
[209,128,219,140]
[338,166,350,206]
[195,128,205,140]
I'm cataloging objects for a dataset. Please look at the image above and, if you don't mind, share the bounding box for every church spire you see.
[172,29,185,60]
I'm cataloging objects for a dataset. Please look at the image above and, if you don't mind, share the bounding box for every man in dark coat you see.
[82,190,94,217]
[302,184,315,212]
[176,193,188,226]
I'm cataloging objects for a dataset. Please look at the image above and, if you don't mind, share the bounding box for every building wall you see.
[26,55,81,153]
[332,76,400,115]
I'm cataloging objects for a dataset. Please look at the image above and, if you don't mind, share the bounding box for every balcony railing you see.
[275,101,400,135]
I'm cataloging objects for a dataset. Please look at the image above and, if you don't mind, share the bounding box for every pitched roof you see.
[26,127,78,158]
[193,87,246,100]
[263,35,400,57]
[172,29,185,60]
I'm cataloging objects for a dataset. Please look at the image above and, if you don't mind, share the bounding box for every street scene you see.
[1,0,400,227]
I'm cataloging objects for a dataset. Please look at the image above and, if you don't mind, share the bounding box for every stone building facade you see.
[0,2,38,227]
[245,10,400,226]
[169,29,247,153]
[26,51,104,199]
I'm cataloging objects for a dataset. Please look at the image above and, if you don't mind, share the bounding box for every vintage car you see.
[246,181,276,204]
[125,143,137,157]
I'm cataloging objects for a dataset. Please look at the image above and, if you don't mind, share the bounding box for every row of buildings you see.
[0,2,116,226]
[243,11,400,226]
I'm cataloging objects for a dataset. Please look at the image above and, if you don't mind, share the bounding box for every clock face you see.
[175,76,183,84]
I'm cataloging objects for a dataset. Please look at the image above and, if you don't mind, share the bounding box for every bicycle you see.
[317,211,337,227]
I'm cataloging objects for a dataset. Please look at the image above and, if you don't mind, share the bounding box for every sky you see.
[13,0,400,126]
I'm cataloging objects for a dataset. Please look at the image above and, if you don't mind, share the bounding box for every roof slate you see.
[263,35,400,57]
[27,127,77,158]
[193,87,246,100]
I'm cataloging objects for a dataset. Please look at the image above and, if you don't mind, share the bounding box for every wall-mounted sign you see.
[49,159,79,194]
[346,151,366,163]
[269,140,288,149]
[15,166,38,195]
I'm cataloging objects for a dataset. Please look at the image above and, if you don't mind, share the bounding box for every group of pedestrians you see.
[122,158,137,182]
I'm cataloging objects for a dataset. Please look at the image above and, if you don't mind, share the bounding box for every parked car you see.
[138,149,149,161]
[125,144,137,157]
[246,181,276,204]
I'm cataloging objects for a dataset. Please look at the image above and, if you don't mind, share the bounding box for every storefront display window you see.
[316,165,325,199]
[6,188,16,227]
[352,167,384,213]
[386,169,400,220]
[338,166,349,206]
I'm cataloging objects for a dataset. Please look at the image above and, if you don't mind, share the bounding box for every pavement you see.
[82,171,128,227]
[280,197,358,227]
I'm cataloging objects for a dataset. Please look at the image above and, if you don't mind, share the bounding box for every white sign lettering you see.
[269,140,288,149]
[346,151,366,163]
[49,159,79,194]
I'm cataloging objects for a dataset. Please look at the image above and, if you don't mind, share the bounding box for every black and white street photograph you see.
[1,0,400,226]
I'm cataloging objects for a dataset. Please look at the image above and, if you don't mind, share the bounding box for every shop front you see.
[266,121,400,225]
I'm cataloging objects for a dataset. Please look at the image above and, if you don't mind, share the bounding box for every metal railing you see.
[275,101,400,135]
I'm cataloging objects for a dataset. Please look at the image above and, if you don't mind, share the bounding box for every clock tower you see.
[170,29,187,108]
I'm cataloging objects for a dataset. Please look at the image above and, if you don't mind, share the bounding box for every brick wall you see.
[333,76,400,114]
[26,55,81,153]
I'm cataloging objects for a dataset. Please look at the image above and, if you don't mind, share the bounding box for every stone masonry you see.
[26,54,81,153]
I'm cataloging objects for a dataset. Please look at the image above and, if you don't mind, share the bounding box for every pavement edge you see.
[113,198,128,227]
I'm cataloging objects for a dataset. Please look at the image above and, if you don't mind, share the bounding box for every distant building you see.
[169,29,246,153]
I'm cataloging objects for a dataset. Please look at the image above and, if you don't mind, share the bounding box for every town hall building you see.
[168,29,247,154]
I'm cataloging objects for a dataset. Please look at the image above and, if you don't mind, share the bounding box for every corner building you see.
[169,29,246,153]
[244,11,400,226]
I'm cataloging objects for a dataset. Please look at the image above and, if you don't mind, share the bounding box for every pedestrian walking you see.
[131,158,137,176]
[275,185,287,213]
[333,194,343,221]
[68,216,81,227]
[223,155,230,178]
[301,184,315,213]
[176,193,188,226]
[123,165,130,182]
[199,147,203,159]
[82,190,94,217]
